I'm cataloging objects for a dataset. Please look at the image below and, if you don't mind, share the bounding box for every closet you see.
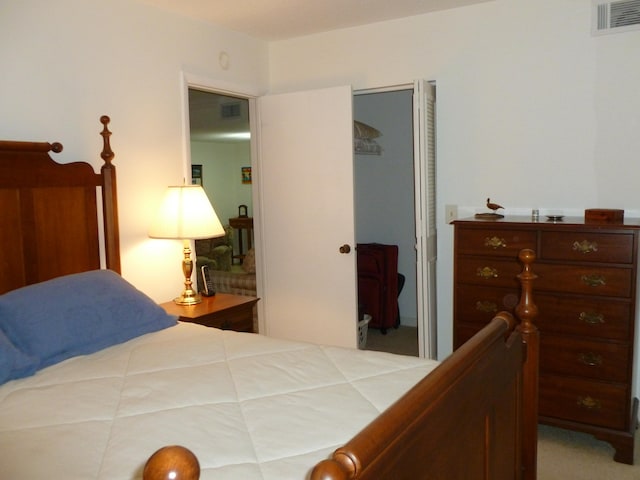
[354,89,418,351]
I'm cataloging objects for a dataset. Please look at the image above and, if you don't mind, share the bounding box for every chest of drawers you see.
[453,217,640,464]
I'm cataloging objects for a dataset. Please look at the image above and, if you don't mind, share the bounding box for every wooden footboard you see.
[144,250,538,480]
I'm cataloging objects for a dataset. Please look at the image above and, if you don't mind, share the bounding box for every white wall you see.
[1,0,269,302]
[267,0,640,362]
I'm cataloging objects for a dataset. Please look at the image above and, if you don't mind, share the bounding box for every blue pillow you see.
[0,329,38,384]
[0,270,176,371]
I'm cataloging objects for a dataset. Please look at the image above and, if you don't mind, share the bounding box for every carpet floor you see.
[364,325,419,356]
[538,424,640,479]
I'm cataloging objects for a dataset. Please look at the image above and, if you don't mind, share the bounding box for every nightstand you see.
[160,293,259,333]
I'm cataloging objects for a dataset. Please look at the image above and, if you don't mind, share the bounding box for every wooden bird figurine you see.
[486,198,504,212]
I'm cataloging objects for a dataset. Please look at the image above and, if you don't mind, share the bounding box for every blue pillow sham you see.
[0,270,176,378]
[0,329,38,384]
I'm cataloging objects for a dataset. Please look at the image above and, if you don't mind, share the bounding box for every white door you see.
[413,80,438,359]
[256,86,358,348]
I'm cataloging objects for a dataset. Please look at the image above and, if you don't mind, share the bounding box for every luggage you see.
[356,243,399,334]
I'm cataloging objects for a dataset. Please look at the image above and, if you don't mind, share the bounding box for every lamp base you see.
[173,291,202,306]
[174,240,202,305]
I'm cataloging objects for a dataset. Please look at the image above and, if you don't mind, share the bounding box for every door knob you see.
[339,244,351,254]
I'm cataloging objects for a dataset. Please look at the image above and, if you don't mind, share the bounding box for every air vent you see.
[220,102,241,119]
[593,0,640,35]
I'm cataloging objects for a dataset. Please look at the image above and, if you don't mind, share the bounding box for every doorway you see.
[353,89,419,356]
[188,88,252,221]
[187,88,255,293]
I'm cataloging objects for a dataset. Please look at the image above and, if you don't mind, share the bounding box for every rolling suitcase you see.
[356,243,399,334]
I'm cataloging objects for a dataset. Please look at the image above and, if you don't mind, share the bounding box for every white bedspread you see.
[0,322,438,479]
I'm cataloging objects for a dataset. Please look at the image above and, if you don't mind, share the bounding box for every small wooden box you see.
[584,209,624,224]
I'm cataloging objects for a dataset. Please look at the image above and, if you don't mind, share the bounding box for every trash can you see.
[358,314,372,350]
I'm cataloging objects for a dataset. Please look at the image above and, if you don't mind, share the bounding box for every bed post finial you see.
[99,115,121,274]
[516,248,539,480]
[100,115,114,166]
[143,445,200,480]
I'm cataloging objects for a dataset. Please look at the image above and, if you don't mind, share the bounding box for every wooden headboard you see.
[0,116,120,294]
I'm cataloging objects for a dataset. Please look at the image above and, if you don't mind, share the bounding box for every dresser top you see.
[453,216,640,230]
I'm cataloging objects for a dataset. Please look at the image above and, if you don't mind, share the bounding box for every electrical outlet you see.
[445,204,458,223]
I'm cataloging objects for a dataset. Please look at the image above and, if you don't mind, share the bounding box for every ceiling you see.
[137,0,493,41]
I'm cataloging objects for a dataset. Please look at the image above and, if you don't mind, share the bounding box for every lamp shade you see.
[149,185,225,240]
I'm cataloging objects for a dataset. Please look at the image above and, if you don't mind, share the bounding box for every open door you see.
[257,86,358,348]
[414,80,437,359]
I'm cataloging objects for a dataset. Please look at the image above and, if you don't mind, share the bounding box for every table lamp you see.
[149,185,225,305]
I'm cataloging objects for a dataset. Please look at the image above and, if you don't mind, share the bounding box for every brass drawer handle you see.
[579,311,605,325]
[476,266,498,279]
[484,236,507,249]
[579,352,603,367]
[476,301,498,313]
[581,274,606,287]
[573,240,599,254]
[577,396,602,410]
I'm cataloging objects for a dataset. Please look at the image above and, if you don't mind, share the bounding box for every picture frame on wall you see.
[242,166,252,184]
[191,164,203,185]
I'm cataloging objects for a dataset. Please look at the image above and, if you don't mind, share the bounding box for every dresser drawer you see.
[535,264,633,297]
[455,285,519,324]
[456,228,536,257]
[540,334,630,382]
[456,258,524,288]
[540,231,634,264]
[539,375,629,430]
[536,294,631,340]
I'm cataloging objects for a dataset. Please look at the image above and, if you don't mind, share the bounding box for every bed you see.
[0,116,539,480]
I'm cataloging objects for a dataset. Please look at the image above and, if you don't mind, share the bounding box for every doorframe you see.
[179,72,267,333]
